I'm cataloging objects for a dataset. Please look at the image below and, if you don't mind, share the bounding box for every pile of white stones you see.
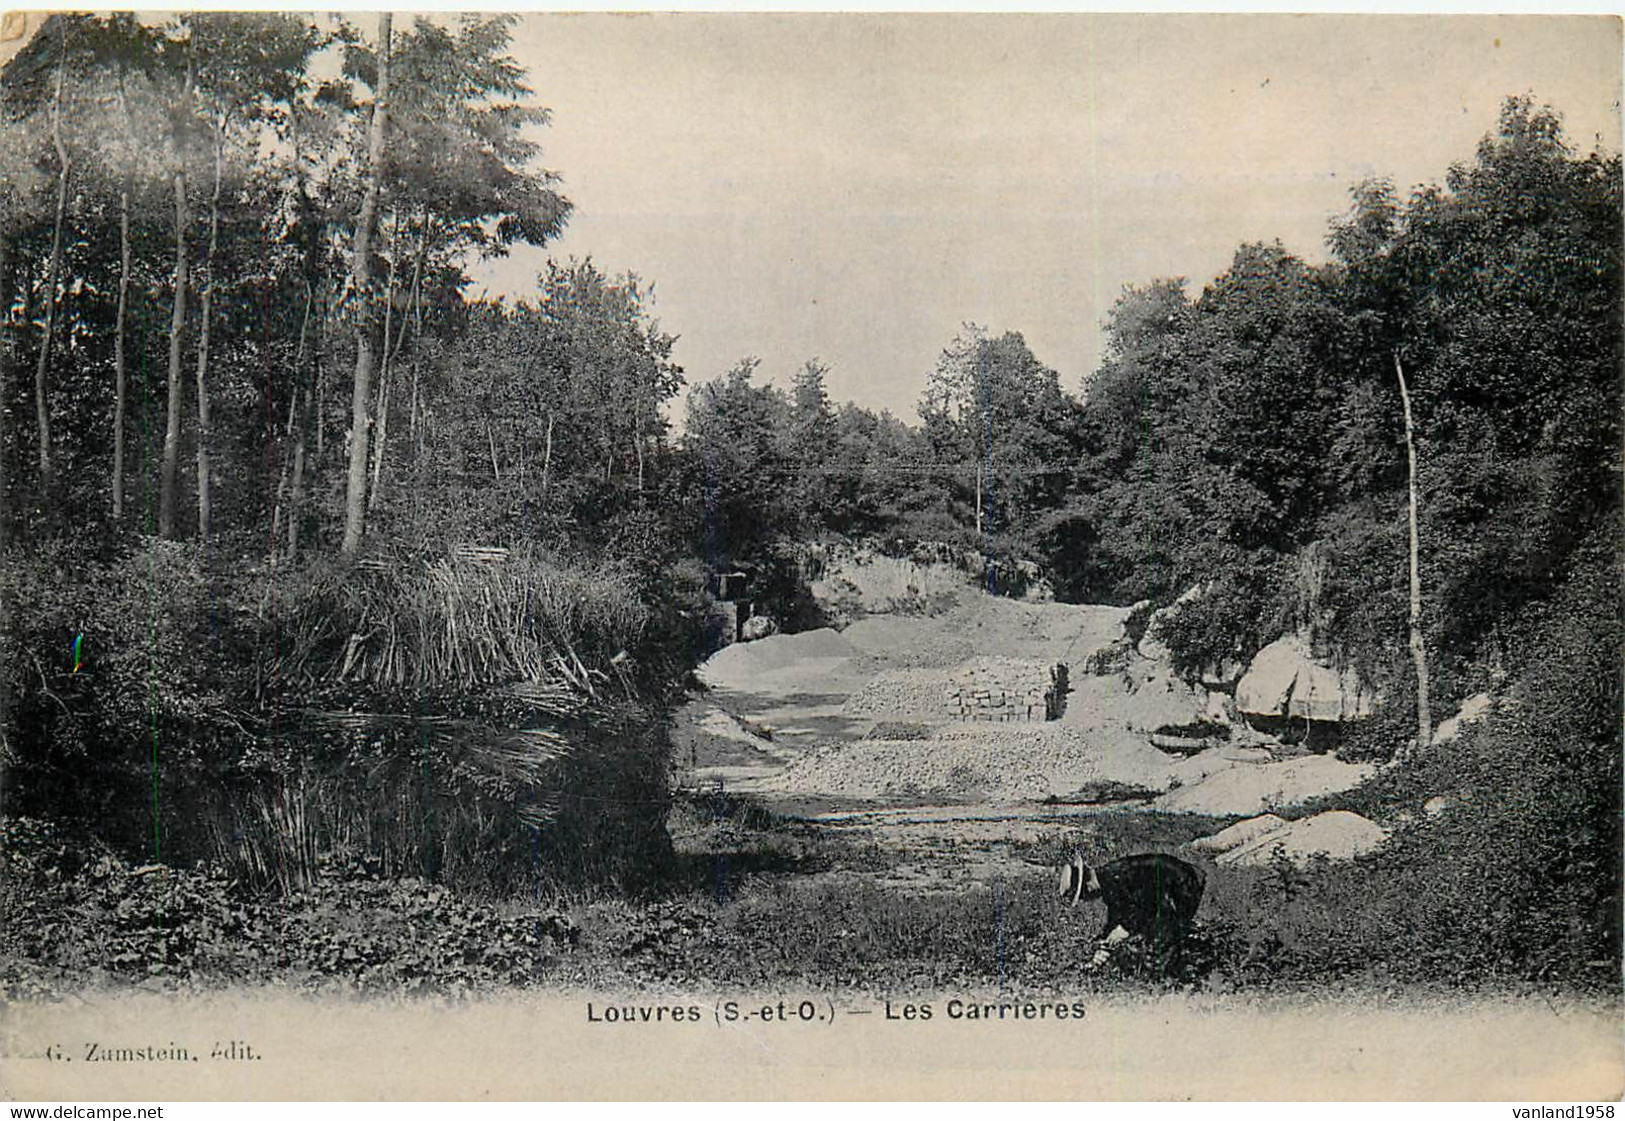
[944,656,1059,723]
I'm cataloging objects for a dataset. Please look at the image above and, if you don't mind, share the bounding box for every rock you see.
[1154,753,1377,816]
[1218,745,1274,764]
[1215,810,1388,868]
[1203,690,1232,725]
[1118,670,1210,732]
[1423,795,1450,817]
[1234,634,1375,722]
[1166,747,1242,789]
[1150,732,1221,755]
[740,614,779,642]
[1434,692,1492,745]
[1083,636,1135,676]
[1190,813,1290,854]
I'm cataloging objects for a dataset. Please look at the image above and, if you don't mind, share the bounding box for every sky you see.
[464,13,1621,420]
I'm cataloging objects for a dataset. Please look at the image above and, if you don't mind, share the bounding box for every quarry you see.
[674,547,1411,893]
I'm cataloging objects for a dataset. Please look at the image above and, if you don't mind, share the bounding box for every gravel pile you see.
[766,722,1180,804]
[840,667,956,721]
[698,628,859,690]
[839,598,1128,670]
[840,616,978,668]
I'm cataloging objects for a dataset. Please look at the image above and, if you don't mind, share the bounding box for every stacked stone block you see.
[943,656,1063,723]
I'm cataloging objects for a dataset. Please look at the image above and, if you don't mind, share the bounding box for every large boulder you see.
[1190,813,1289,854]
[1155,753,1377,815]
[1234,634,1375,722]
[1213,810,1389,868]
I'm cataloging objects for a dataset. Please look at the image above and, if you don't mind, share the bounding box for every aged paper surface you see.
[0,9,1620,1103]
[4,989,1625,1100]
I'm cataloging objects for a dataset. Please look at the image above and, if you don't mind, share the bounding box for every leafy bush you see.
[0,534,262,861]
[0,818,578,999]
[1153,558,1287,679]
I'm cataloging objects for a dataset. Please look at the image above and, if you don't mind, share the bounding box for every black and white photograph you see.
[0,7,1619,1103]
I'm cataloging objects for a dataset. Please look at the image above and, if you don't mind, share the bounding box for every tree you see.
[340,11,391,556]
[1394,352,1431,755]
[0,112,43,546]
[786,358,835,531]
[1194,242,1342,550]
[825,402,938,539]
[919,325,1077,541]
[180,13,314,541]
[364,15,571,516]
[100,21,154,522]
[397,262,681,548]
[275,25,354,562]
[27,18,73,525]
[339,15,573,552]
[154,18,196,539]
[1316,97,1622,694]
[681,358,795,563]
[1055,279,1206,602]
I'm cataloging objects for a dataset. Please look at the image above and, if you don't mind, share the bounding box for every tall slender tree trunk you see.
[112,182,131,520]
[193,114,225,542]
[370,214,425,514]
[289,392,314,559]
[0,229,9,798]
[159,167,189,539]
[634,411,645,494]
[34,45,70,525]
[974,461,984,536]
[1395,352,1432,756]
[407,214,427,444]
[286,394,309,561]
[159,56,195,539]
[315,263,331,460]
[268,383,297,557]
[111,81,135,521]
[540,412,553,497]
[340,11,390,556]
[366,227,398,513]
[274,283,313,562]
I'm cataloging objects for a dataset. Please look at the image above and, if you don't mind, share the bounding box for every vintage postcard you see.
[0,9,1620,1103]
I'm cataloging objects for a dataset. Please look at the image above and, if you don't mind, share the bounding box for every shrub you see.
[2,535,688,897]
[0,818,578,998]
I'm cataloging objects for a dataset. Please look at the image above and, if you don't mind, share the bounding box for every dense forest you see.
[0,14,1618,992]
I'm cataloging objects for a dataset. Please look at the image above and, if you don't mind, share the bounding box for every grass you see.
[5,771,1618,1000]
